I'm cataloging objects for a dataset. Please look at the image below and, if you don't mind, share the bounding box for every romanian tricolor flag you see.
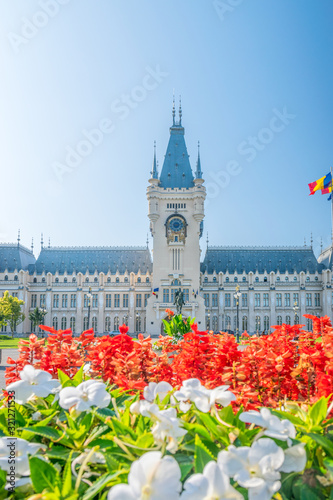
[308,172,332,195]
[152,287,159,296]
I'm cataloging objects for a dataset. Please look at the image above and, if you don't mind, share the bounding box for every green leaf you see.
[105,454,122,473]
[135,433,154,449]
[21,426,71,445]
[73,365,84,384]
[179,461,193,481]
[307,433,333,457]
[194,434,215,473]
[183,422,211,441]
[309,398,328,426]
[0,469,6,491]
[57,369,71,386]
[62,451,74,497]
[81,471,124,500]
[30,456,60,493]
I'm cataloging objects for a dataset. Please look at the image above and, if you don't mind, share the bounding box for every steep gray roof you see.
[29,247,152,275]
[0,244,36,272]
[318,246,333,269]
[201,247,325,274]
[159,123,194,189]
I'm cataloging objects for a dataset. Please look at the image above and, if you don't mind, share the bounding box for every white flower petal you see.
[108,484,136,500]
[279,443,306,473]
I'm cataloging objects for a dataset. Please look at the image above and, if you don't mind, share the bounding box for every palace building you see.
[0,105,332,336]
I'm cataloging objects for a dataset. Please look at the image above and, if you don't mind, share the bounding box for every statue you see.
[174,288,185,315]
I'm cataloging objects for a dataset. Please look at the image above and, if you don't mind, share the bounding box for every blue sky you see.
[0,0,332,258]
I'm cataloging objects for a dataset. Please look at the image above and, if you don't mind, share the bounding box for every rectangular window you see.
[31,294,37,308]
[276,293,282,307]
[163,289,169,303]
[315,293,320,307]
[114,294,120,308]
[40,294,46,307]
[255,293,260,307]
[136,294,142,308]
[293,293,299,306]
[84,294,88,308]
[306,293,312,307]
[212,293,218,307]
[225,293,231,307]
[284,293,290,307]
[92,294,98,308]
[171,289,175,303]
[263,293,269,307]
[204,293,209,307]
[62,294,68,308]
[123,294,128,308]
[242,293,248,307]
[70,294,76,308]
[12,293,18,298]
[53,294,59,308]
[106,294,112,308]
[184,289,189,302]
[144,293,150,306]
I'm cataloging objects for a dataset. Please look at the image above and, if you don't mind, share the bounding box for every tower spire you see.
[172,94,175,126]
[195,141,203,179]
[48,237,51,249]
[310,232,313,249]
[17,229,20,247]
[31,237,34,253]
[206,232,209,250]
[41,233,44,249]
[179,95,182,126]
[151,141,158,179]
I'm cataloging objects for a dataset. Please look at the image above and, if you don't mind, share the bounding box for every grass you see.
[0,337,30,349]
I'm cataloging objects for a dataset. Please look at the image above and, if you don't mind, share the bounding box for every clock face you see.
[169,217,184,232]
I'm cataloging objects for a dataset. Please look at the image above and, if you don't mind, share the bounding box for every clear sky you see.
[0,0,332,259]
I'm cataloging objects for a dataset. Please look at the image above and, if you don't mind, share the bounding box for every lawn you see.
[0,336,30,349]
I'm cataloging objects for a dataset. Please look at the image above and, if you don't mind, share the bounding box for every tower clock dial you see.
[169,217,184,232]
[166,215,186,243]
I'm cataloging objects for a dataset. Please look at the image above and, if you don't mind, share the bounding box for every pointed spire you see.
[151,141,158,179]
[304,237,306,247]
[320,237,323,253]
[17,229,20,247]
[206,232,209,250]
[41,233,44,249]
[31,237,34,253]
[179,96,182,126]
[195,141,203,179]
[172,94,175,126]
[48,237,51,249]
[310,232,313,249]
[146,233,149,248]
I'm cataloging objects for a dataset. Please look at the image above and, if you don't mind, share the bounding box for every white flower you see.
[143,381,173,402]
[31,411,42,421]
[83,363,92,375]
[6,365,60,405]
[239,408,296,445]
[180,461,243,500]
[150,407,187,454]
[218,438,284,500]
[279,443,306,473]
[59,380,111,412]
[107,451,182,500]
[0,437,41,476]
[174,379,236,413]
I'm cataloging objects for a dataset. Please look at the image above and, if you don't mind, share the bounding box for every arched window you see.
[213,276,217,282]
[55,277,59,283]
[53,317,58,330]
[105,316,111,332]
[293,276,297,281]
[306,318,312,331]
[70,317,75,333]
[124,277,128,282]
[146,277,150,282]
[285,276,289,281]
[225,315,231,331]
[306,276,310,282]
[264,316,269,332]
[14,275,18,281]
[123,315,128,326]
[61,317,67,330]
[242,316,248,331]
[234,276,238,282]
[242,276,246,282]
[83,317,89,330]
[255,316,261,331]
[225,277,229,283]
[116,277,120,283]
[206,315,210,330]
[172,279,180,286]
[255,277,259,282]
[114,316,119,332]
[72,277,76,282]
[94,277,98,283]
[315,276,318,281]
[92,317,97,332]
[135,315,141,333]
[4,276,8,281]
[212,316,218,331]
[264,277,267,282]
[276,277,280,282]
[137,277,141,283]
[277,315,282,326]
[42,277,45,282]
[295,314,299,325]
[85,277,89,282]
[107,277,111,282]
[286,315,291,325]
[64,277,67,283]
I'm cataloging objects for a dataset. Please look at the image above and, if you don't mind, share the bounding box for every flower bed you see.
[0,315,332,498]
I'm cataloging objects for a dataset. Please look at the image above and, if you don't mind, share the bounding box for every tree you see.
[29,307,47,337]
[0,291,25,338]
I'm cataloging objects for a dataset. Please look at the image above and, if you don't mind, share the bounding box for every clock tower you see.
[146,102,206,335]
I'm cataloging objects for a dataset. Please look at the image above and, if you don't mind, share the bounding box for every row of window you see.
[203,276,317,283]
[31,276,150,284]
[167,203,186,209]
[203,292,321,308]
[162,288,190,303]
[211,314,311,332]
[51,315,145,333]
[44,293,151,309]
